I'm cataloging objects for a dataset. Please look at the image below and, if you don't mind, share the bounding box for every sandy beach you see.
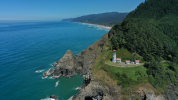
[77,22,112,30]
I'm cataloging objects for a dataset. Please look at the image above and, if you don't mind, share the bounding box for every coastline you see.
[76,22,112,30]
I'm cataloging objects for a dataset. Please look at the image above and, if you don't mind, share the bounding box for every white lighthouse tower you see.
[112,50,116,63]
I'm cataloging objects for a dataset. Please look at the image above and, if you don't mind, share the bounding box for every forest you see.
[110,0,178,88]
[62,12,128,26]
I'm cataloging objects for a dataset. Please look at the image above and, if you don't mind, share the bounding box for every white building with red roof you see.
[112,50,116,63]
[116,58,121,63]
[126,60,130,64]
[135,60,140,64]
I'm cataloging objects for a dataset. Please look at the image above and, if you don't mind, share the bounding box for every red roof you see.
[113,50,116,52]
[116,58,120,60]
[135,60,140,62]
[126,60,130,62]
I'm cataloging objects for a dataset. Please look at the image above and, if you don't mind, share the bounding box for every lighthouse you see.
[112,50,116,63]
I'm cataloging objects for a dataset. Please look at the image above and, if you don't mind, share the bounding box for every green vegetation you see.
[109,0,178,88]
[101,64,148,88]
[62,12,128,26]
[144,61,178,88]
[126,0,178,20]
[111,18,177,62]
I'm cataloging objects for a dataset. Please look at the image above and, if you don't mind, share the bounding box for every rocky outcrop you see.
[166,84,178,100]
[51,62,57,66]
[42,68,54,78]
[53,50,76,78]
[72,75,114,100]
[72,81,107,100]
[130,87,165,100]
[49,95,58,100]
[71,72,121,100]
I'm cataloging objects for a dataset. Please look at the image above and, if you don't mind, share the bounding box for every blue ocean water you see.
[0,21,109,100]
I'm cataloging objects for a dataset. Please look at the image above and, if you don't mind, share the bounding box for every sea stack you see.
[53,50,76,78]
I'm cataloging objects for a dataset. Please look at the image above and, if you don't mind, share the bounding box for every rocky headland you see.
[45,29,178,100]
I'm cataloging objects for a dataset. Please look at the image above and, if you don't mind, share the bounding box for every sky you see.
[0,0,145,20]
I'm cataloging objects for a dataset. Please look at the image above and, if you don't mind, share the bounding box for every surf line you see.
[55,80,59,87]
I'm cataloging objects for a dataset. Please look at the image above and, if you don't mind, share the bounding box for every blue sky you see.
[0,0,145,20]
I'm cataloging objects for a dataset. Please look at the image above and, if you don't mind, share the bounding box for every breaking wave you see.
[35,69,44,73]
[55,80,59,87]
[83,75,85,78]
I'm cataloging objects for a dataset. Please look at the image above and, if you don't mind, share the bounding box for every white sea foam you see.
[55,80,59,87]
[42,76,48,79]
[48,76,54,79]
[35,69,44,73]
[88,24,109,31]
[40,97,56,100]
[75,87,79,90]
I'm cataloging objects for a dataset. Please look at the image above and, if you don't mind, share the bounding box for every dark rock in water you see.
[42,68,54,78]
[52,73,62,79]
[53,50,76,78]
[50,95,58,99]
[79,72,91,89]
[51,62,57,66]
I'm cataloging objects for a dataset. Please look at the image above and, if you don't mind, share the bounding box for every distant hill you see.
[61,12,129,26]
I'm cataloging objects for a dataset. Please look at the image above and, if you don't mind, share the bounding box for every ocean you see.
[0,21,109,100]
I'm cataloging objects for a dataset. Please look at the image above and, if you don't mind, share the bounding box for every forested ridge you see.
[61,12,128,26]
[110,0,178,88]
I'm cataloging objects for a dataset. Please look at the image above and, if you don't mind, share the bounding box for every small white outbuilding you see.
[116,58,121,63]
[126,60,130,64]
[135,60,140,64]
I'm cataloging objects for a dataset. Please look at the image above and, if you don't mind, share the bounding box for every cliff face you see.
[72,71,120,100]
[74,30,115,75]
[166,83,178,100]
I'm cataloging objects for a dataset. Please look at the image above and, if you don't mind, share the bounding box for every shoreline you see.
[76,22,112,30]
